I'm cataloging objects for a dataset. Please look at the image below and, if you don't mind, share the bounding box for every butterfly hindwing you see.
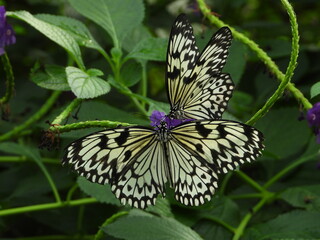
[180,73,234,119]
[63,127,167,209]
[166,138,219,206]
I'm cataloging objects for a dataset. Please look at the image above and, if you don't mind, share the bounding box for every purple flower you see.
[150,110,194,129]
[150,110,166,128]
[306,102,320,144]
[0,6,16,55]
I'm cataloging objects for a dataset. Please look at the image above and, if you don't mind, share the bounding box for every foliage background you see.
[0,0,320,239]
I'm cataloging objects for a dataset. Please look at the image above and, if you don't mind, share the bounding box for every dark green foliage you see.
[0,0,320,240]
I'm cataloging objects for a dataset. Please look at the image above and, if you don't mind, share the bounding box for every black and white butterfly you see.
[167,14,234,120]
[63,14,264,209]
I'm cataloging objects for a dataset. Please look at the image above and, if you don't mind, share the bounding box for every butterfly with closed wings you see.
[63,14,264,209]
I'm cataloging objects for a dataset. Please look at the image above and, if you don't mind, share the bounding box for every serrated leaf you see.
[66,66,110,99]
[310,81,320,98]
[35,13,103,51]
[8,11,84,69]
[127,37,167,62]
[77,177,120,206]
[31,64,70,91]
[104,209,202,240]
[68,0,144,48]
[243,210,320,240]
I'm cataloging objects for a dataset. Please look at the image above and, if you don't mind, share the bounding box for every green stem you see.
[0,91,61,142]
[232,192,275,240]
[264,152,318,189]
[229,193,263,200]
[247,0,300,125]
[197,0,312,114]
[0,156,59,164]
[219,172,232,194]
[235,171,266,193]
[66,184,79,202]
[35,156,62,203]
[98,49,115,73]
[140,61,148,108]
[49,120,131,133]
[15,235,94,240]
[51,98,82,125]
[95,212,129,240]
[0,198,97,217]
[203,216,236,233]
[0,53,15,104]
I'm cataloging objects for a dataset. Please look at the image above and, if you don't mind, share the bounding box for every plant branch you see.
[51,98,82,125]
[0,198,97,217]
[0,53,15,104]
[197,0,312,118]
[49,120,131,133]
[94,211,129,240]
[0,91,61,142]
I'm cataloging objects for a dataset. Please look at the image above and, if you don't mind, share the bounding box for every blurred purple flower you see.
[150,110,166,128]
[0,6,16,55]
[306,102,320,143]
[150,110,194,129]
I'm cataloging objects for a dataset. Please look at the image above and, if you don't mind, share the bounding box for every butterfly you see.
[63,14,264,209]
[167,14,234,120]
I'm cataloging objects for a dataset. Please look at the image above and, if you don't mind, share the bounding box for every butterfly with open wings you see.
[63,14,264,209]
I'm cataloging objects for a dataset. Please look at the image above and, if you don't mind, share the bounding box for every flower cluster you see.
[306,102,320,143]
[150,110,193,129]
[0,6,16,55]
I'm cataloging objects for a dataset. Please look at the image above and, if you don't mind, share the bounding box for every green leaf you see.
[243,210,320,240]
[104,209,202,240]
[77,177,120,206]
[280,185,320,210]
[120,60,142,87]
[255,107,310,159]
[87,68,104,77]
[122,24,152,53]
[8,11,84,69]
[0,143,58,202]
[194,197,239,240]
[31,64,70,91]
[66,66,110,99]
[259,38,292,58]
[127,37,167,62]
[146,198,173,218]
[35,14,104,51]
[310,81,320,98]
[223,40,247,84]
[68,0,144,48]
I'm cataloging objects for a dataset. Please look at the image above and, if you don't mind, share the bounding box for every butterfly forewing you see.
[170,120,264,174]
[63,127,167,208]
[167,14,200,108]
